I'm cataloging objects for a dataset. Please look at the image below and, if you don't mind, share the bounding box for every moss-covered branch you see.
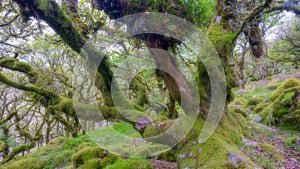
[0,111,17,126]
[1,143,35,164]
[13,0,86,53]
[0,57,38,83]
[130,77,149,107]
[234,0,272,41]
[0,71,57,99]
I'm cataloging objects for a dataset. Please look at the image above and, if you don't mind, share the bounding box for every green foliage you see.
[125,0,215,28]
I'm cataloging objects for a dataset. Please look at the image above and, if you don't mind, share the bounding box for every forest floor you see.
[237,72,300,169]
[242,123,300,169]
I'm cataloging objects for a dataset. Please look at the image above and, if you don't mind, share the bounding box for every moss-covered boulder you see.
[71,143,121,168]
[0,158,46,169]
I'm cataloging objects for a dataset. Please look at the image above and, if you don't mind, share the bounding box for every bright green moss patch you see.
[284,136,299,146]
[0,157,46,169]
[71,146,120,168]
[269,78,300,101]
[104,158,153,169]
[0,141,5,151]
[143,125,163,138]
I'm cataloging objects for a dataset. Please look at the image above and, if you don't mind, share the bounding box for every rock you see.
[296,138,300,146]
[226,151,246,168]
[178,153,186,159]
[252,115,262,122]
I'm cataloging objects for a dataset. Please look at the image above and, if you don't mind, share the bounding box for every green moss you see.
[82,155,120,169]
[259,143,276,152]
[104,158,153,169]
[78,143,93,150]
[247,96,264,106]
[273,107,289,116]
[57,98,75,115]
[259,143,283,161]
[253,103,269,114]
[71,147,106,167]
[143,120,174,138]
[82,159,102,169]
[157,149,177,162]
[0,57,38,83]
[133,148,152,157]
[1,158,46,169]
[232,98,247,106]
[255,79,300,128]
[38,0,50,15]
[45,150,75,169]
[0,135,97,169]
[230,107,248,118]
[111,122,141,137]
[267,83,281,90]
[207,23,235,58]
[0,141,5,151]
[270,78,300,101]
[248,105,256,111]
[143,126,163,138]
[153,115,169,123]
[284,136,298,146]
[281,113,300,130]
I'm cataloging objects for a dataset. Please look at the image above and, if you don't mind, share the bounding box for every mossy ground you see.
[235,75,300,168]
[0,123,154,169]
